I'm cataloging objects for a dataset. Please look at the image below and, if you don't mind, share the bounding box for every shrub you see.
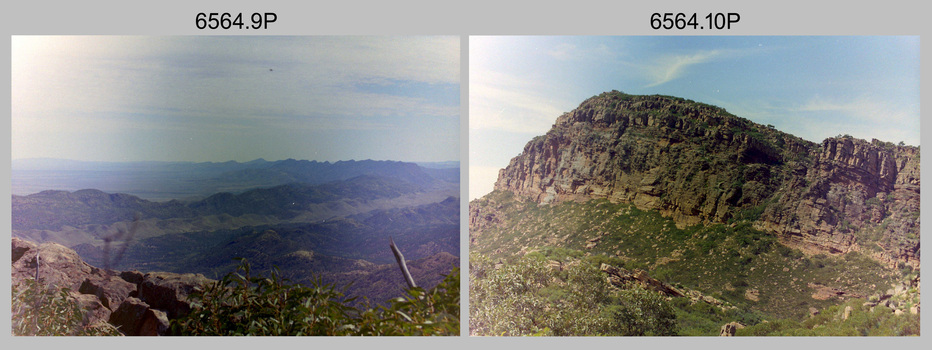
[172,258,459,336]
[11,279,121,336]
[357,266,460,336]
[606,286,678,336]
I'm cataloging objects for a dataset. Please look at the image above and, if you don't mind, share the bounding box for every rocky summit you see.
[482,91,919,270]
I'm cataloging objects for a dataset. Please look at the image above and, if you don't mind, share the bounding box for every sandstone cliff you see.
[483,91,919,269]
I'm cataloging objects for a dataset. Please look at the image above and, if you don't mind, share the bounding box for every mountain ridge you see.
[479,91,919,269]
[13,158,456,202]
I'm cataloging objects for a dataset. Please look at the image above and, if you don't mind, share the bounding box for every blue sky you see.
[469,36,920,200]
[12,36,460,163]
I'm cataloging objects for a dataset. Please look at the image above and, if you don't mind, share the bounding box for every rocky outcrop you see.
[12,237,98,291]
[600,263,684,297]
[137,272,213,319]
[11,238,213,336]
[109,297,170,336]
[79,274,137,310]
[484,91,919,269]
[859,275,920,316]
[720,321,745,336]
[758,137,920,269]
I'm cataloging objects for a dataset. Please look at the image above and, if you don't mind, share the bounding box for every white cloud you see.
[12,36,461,161]
[644,50,721,87]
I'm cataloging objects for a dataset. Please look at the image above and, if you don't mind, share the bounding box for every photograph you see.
[469,36,920,336]
[11,35,461,336]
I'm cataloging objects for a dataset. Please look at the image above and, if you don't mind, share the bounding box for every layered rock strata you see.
[485,91,919,269]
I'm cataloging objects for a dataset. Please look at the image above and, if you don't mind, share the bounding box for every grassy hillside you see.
[469,191,915,334]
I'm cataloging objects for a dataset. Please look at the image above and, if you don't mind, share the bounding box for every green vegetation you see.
[469,252,676,336]
[470,193,911,335]
[738,298,919,336]
[171,258,459,336]
[11,259,459,336]
[470,92,919,336]
[605,286,678,336]
[12,279,122,336]
[471,244,917,336]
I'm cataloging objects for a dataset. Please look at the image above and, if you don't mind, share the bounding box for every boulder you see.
[139,308,170,336]
[744,288,760,302]
[79,274,136,310]
[808,307,820,317]
[120,270,145,285]
[109,297,151,336]
[720,322,745,336]
[12,241,96,291]
[72,292,112,326]
[137,272,213,319]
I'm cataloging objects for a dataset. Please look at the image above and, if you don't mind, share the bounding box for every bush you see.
[357,265,460,336]
[12,279,121,336]
[470,253,681,336]
[606,286,678,336]
[172,258,459,336]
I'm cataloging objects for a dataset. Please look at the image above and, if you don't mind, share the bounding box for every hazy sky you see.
[12,36,460,163]
[469,36,920,200]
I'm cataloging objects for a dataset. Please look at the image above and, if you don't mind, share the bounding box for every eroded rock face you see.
[758,137,920,269]
[484,91,920,269]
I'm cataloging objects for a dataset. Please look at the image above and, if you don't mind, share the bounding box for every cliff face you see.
[761,137,920,269]
[485,91,919,269]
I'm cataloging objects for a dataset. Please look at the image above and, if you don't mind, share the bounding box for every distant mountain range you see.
[13,158,460,306]
[12,158,459,202]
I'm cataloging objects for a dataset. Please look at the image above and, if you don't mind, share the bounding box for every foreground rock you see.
[11,238,213,336]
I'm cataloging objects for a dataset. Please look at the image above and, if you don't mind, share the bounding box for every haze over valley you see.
[13,158,460,305]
